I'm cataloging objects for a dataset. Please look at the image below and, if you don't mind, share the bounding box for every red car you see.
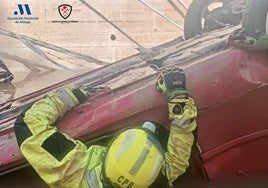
[0,23,268,187]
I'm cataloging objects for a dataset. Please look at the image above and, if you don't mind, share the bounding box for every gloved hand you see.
[56,86,89,111]
[229,32,268,50]
[156,67,188,100]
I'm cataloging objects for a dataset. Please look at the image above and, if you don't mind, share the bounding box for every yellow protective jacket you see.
[14,90,197,188]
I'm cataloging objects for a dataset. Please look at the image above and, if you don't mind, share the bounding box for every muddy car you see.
[1,0,268,187]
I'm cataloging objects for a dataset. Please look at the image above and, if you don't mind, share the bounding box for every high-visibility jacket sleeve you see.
[164,96,198,187]
[14,91,91,188]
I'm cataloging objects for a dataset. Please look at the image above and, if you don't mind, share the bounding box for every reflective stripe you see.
[171,118,192,129]
[129,148,150,176]
[86,169,100,188]
[115,130,136,160]
[56,88,76,111]
[128,138,164,177]
[149,153,164,181]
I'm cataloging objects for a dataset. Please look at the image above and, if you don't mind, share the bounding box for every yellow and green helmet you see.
[104,122,165,188]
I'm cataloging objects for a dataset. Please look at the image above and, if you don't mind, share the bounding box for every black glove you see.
[156,67,188,100]
[72,87,88,103]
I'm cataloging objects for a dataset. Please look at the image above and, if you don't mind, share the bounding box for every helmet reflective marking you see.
[148,151,164,181]
[115,130,136,161]
[129,148,150,176]
[104,128,165,188]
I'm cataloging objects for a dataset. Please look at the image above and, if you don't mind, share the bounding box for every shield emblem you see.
[58,4,72,19]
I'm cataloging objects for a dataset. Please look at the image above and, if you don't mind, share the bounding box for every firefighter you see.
[14,67,198,188]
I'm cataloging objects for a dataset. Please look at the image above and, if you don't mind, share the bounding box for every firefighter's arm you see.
[14,87,90,187]
[156,67,198,187]
[165,96,197,187]
[15,86,88,143]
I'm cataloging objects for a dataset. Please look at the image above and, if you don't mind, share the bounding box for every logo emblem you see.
[14,4,32,15]
[58,4,72,19]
